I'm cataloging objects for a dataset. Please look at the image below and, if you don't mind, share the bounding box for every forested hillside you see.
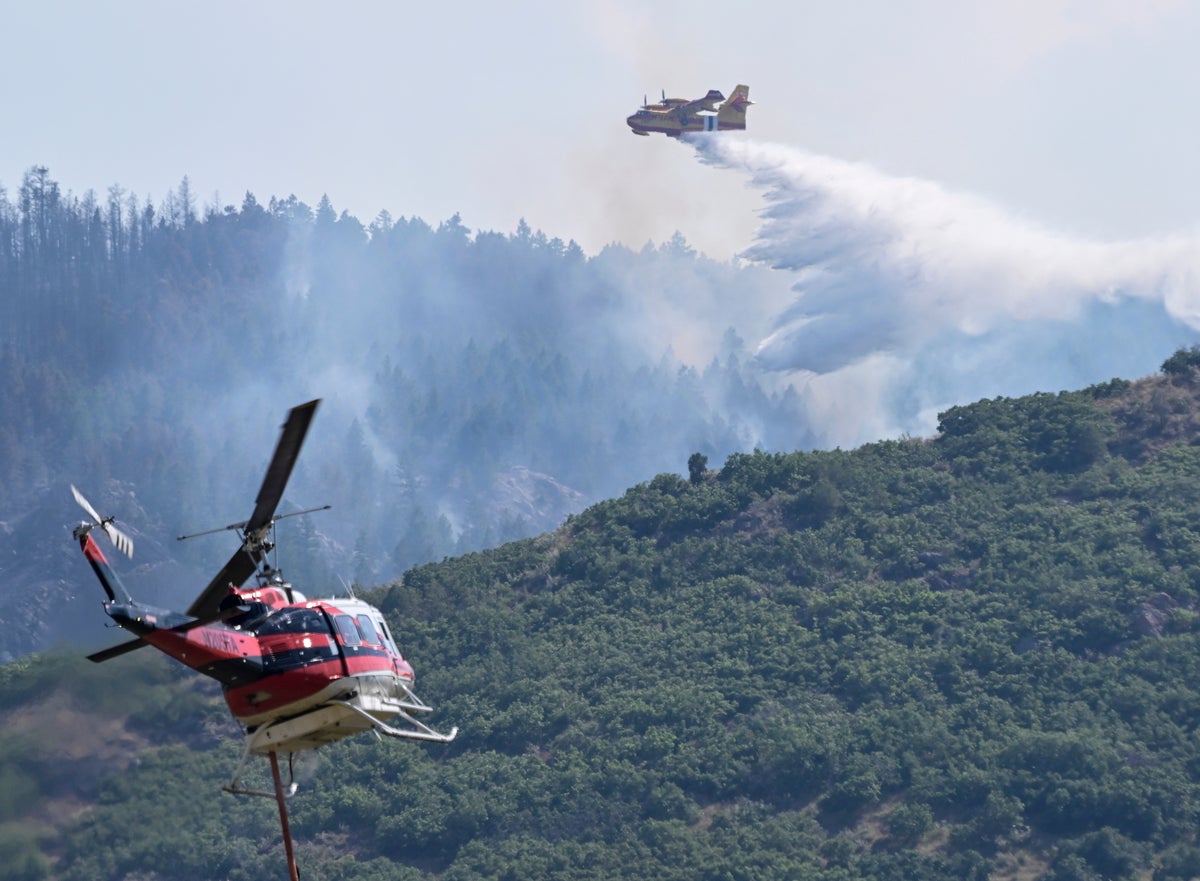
[0,167,800,659]
[8,362,1200,880]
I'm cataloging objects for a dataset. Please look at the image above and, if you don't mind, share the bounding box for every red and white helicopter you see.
[73,400,456,879]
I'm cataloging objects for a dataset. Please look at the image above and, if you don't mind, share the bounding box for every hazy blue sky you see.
[4,1,1199,260]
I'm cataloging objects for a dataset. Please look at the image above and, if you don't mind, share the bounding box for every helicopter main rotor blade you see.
[246,400,320,535]
[187,547,258,619]
[187,400,320,618]
[184,400,320,619]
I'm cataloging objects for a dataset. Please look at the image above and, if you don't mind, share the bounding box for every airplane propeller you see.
[71,484,134,559]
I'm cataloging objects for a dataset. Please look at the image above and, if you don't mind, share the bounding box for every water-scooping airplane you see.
[626,84,752,137]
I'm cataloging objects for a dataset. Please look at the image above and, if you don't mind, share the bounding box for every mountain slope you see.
[9,365,1200,880]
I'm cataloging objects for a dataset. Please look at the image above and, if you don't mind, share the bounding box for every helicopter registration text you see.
[201,629,241,655]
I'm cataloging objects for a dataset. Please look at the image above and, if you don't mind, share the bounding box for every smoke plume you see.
[692,137,1200,444]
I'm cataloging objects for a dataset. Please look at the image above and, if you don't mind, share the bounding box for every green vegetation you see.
[10,367,1200,879]
[1160,346,1200,377]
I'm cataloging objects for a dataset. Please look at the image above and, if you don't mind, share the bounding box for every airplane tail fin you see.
[717,85,751,130]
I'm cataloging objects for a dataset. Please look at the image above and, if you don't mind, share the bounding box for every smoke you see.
[691,136,1200,444]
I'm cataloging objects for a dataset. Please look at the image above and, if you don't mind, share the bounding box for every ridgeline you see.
[9,358,1200,880]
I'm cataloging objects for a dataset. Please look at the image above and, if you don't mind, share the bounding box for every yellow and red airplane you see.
[626,84,751,137]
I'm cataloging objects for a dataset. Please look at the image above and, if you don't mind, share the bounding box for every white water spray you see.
[692,137,1200,444]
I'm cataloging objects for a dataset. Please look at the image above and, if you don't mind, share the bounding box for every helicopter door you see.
[330,613,363,674]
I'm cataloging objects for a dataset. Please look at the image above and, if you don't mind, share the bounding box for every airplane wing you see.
[666,101,704,123]
[667,90,726,120]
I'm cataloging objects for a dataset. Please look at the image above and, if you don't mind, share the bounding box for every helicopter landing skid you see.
[223,699,457,797]
[337,699,460,745]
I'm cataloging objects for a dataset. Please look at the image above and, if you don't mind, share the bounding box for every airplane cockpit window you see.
[334,614,362,647]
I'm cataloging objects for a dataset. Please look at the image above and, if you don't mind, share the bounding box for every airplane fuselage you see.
[626,110,728,137]
[625,84,750,137]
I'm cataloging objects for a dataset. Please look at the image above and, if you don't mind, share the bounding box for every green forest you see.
[8,357,1200,880]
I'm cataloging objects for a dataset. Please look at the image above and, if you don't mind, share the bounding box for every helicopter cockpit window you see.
[223,600,271,631]
[334,614,362,647]
[255,607,333,637]
[356,614,381,646]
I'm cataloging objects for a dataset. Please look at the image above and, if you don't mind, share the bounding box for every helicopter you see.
[73,399,457,880]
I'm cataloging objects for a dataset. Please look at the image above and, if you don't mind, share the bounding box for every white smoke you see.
[691,136,1200,444]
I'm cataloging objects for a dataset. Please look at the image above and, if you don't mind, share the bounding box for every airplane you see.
[626,84,752,137]
[72,399,456,881]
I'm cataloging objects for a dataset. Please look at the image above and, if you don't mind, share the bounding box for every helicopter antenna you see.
[335,573,357,599]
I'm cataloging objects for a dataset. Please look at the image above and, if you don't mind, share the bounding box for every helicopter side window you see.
[334,614,361,647]
[356,614,381,646]
[377,618,401,655]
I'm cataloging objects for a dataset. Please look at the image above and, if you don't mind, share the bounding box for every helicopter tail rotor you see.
[71,485,134,559]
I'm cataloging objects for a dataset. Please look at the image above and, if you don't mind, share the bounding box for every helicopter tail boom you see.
[75,513,257,668]
[75,527,132,605]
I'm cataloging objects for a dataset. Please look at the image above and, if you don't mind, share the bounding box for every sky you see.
[7,0,1200,448]
[5,0,1200,264]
